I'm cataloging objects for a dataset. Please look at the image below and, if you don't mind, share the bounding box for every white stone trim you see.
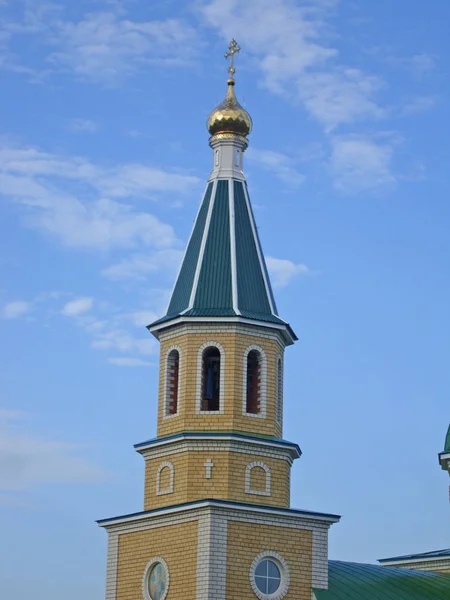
[245,461,271,497]
[242,183,277,316]
[163,345,182,419]
[188,178,218,310]
[196,341,225,414]
[249,551,290,600]
[204,459,214,479]
[196,514,211,600]
[151,317,294,346]
[229,177,241,315]
[104,532,119,600]
[137,437,299,464]
[242,345,267,419]
[98,499,339,532]
[142,556,170,600]
[156,461,174,496]
[276,355,283,427]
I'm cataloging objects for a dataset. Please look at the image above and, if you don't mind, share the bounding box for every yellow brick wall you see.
[226,520,313,600]
[116,521,198,600]
[156,325,285,439]
[143,450,290,510]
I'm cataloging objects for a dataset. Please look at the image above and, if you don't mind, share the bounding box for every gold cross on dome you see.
[225,39,241,78]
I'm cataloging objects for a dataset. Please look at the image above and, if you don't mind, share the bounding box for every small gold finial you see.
[224,39,241,81]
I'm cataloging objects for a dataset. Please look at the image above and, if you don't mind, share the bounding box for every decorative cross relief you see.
[204,458,214,480]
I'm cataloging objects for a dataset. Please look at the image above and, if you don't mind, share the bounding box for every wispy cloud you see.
[1,300,31,319]
[200,0,383,131]
[266,256,310,288]
[0,142,199,251]
[1,3,202,84]
[67,118,99,133]
[107,357,154,367]
[61,297,93,317]
[408,53,437,79]
[102,249,183,280]
[247,148,305,188]
[50,12,201,83]
[330,133,396,194]
[401,95,436,117]
[59,302,161,359]
[0,408,104,493]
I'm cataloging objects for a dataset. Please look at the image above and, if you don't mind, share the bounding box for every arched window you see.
[276,357,283,425]
[201,346,221,412]
[246,350,261,414]
[165,347,180,418]
[243,346,267,418]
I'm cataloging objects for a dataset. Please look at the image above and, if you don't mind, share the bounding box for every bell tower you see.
[98,41,340,600]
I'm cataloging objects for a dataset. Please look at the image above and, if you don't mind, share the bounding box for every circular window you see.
[255,559,281,594]
[142,557,169,600]
[250,552,289,600]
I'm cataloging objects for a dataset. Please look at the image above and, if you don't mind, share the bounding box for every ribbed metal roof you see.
[379,549,450,562]
[314,561,450,600]
[151,177,295,336]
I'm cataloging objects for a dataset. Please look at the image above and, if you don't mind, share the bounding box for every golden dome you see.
[207,78,253,138]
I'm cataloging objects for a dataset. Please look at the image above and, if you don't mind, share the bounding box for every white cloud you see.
[247,148,305,188]
[330,134,396,193]
[50,12,200,83]
[90,326,156,355]
[0,142,198,250]
[1,4,201,84]
[107,357,153,367]
[102,249,183,280]
[127,310,160,327]
[67,118,99,133]
[266,256,310,288]
[401,96,436,117]
[200,0,383,130]
[67,309,160,358]
[0,408,104,492]
[409,53,437,79]
[61,297,93,317]
[1,300,31,319]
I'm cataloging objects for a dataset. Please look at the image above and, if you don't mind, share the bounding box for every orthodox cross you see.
[204,458,214,479]
[225,39,241,79]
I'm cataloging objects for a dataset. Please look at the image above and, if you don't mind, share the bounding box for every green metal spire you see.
[149,179,295,342]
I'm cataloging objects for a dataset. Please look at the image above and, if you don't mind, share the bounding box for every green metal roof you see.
[150,177,295,337]
[314,561,450,600]
[379,549,450,563]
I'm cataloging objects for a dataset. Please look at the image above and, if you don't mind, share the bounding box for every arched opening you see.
[165,349,180,416]
[245,461,271,496]
[201,346,221,411]
[249,465,267,493]
[246,350,262,414]
[156,461,174,496]
[276,357,283,424]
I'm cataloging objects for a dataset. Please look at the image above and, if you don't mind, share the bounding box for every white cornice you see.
[97,499,340,529]
[149,315,295,345]
[134,435,300,463]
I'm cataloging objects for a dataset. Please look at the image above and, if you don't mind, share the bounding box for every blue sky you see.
[0,0,449,598]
